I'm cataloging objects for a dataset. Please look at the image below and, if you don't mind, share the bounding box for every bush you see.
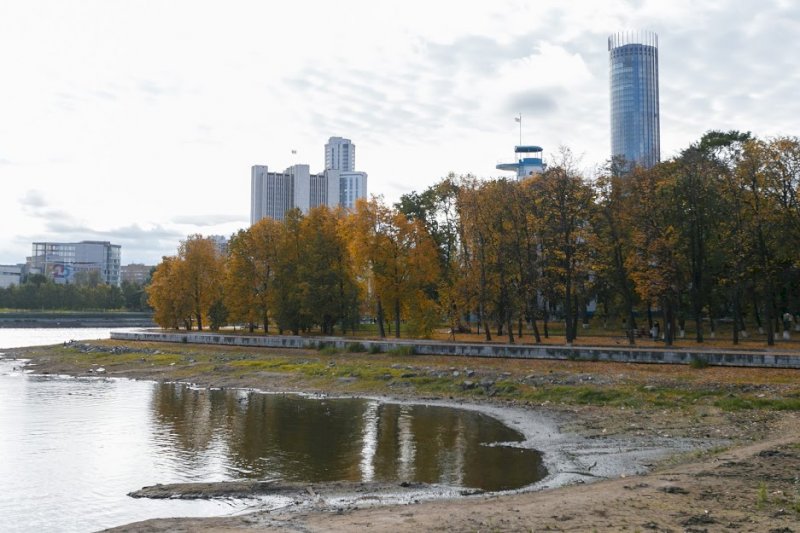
[368,344,383,354]
[689,355,710,369]
[346,342,367,353]
[316,343,339,355]
[388,345,416,356]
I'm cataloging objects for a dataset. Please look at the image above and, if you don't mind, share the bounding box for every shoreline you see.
[7,339,800,531]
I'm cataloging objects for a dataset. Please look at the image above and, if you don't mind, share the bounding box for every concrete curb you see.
[110,331,800,369]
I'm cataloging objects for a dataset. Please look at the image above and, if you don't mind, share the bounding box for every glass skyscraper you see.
[609,31,660,169]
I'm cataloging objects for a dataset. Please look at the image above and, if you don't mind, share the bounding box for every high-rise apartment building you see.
[250,164,339,223]
[325,137,356,172]
[251,137,368,224]
[609,31,660,169]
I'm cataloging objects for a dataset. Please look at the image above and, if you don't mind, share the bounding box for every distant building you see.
[250,164,338,223]
[337,170,368,209]
[497,145,546,180]
[251,137,368,224]
[29,241,121,286]
[609,30,660,169]
[120,263,153,285]
[0,264,22,289]
[325,136,356,172]
[207,235,229,256]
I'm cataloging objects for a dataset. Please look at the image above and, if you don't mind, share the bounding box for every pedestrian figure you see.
[651,321,660,341]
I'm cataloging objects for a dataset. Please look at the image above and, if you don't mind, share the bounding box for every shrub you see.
[368,344,383,354]
[690,355,710,369]
[757,482,768,509]
[318,345,339,356]
[346,342,367,353]
[388,345,416,356]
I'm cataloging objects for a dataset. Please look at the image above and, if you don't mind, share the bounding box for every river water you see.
[0,329,546,532]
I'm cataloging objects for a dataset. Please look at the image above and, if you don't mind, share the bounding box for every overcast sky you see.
[1,0,798,265]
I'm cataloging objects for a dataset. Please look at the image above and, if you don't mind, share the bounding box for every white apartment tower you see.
[251,137,368,224]
[325,137,356,171]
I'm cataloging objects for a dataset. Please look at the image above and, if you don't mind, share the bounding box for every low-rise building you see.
[120,263,153,285]
[0,264,23,289]
[29,241,122,286]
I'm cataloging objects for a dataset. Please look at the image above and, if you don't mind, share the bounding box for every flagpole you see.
[518,113,522,146]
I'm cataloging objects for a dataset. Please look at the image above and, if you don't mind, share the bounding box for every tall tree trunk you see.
[663,297,674,346]
[732,289,741,345]
[263,310,269,334]
[627,307,637,345]
[394,298,401,339]
[543,306,550,339]
[506,308,514,344]
[480,303,492,341]
[376,298,386,338]
[765,287,775,346]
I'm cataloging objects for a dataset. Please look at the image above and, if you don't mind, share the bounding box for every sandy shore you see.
[6,340,800,532]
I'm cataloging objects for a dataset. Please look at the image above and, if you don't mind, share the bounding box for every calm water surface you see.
[0,330,546,532]
[0,327,134,349]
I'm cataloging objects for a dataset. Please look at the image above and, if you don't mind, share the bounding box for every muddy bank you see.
[7,340,800,531]
[129,480,442,500]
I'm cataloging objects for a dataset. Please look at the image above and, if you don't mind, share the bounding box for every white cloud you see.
[0,0,798,264]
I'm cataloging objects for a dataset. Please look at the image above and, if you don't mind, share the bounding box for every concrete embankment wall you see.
[110,331,800,369]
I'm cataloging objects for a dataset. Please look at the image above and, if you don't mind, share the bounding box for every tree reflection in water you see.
[149,384,546,491]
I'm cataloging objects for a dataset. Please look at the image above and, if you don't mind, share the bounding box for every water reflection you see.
[150,385,546,491]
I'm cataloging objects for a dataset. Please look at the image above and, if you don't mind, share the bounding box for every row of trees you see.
[148,131,800,346]
[147,204,439,336]
[0,274,148,311]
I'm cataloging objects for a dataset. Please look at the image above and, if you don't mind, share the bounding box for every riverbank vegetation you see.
[0,274,149,311]
[21,340,800,414]
[148,132,800,347]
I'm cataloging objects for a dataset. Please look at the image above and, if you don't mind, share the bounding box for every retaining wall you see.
[109,331,800,369]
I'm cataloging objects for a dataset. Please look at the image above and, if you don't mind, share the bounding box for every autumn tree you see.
[296,206,360,335]
[591,160,639,344]
[272,209,307,334]
[348,198,440,338]
[224,217,282,332]
[625,164,689,345]
[530,151,595,344]
[147,256,192,329]
[177,234,225,331]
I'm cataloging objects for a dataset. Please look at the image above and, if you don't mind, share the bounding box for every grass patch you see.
[714,396,800,411]
[317,344,339,356]
[388,345,416,356]
[757,482,768,509]
[346,342,367,353]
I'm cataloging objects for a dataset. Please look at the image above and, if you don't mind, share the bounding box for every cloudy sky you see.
[1,0,798,265]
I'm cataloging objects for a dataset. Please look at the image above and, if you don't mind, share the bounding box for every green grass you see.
[714,396,800,411]
[388,345,416,356]
[346,342,367,353]
[43,341,800,413]
[689,355,710,369]
[757,482,768,509]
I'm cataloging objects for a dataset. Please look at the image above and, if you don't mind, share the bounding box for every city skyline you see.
[1,0,799,264]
